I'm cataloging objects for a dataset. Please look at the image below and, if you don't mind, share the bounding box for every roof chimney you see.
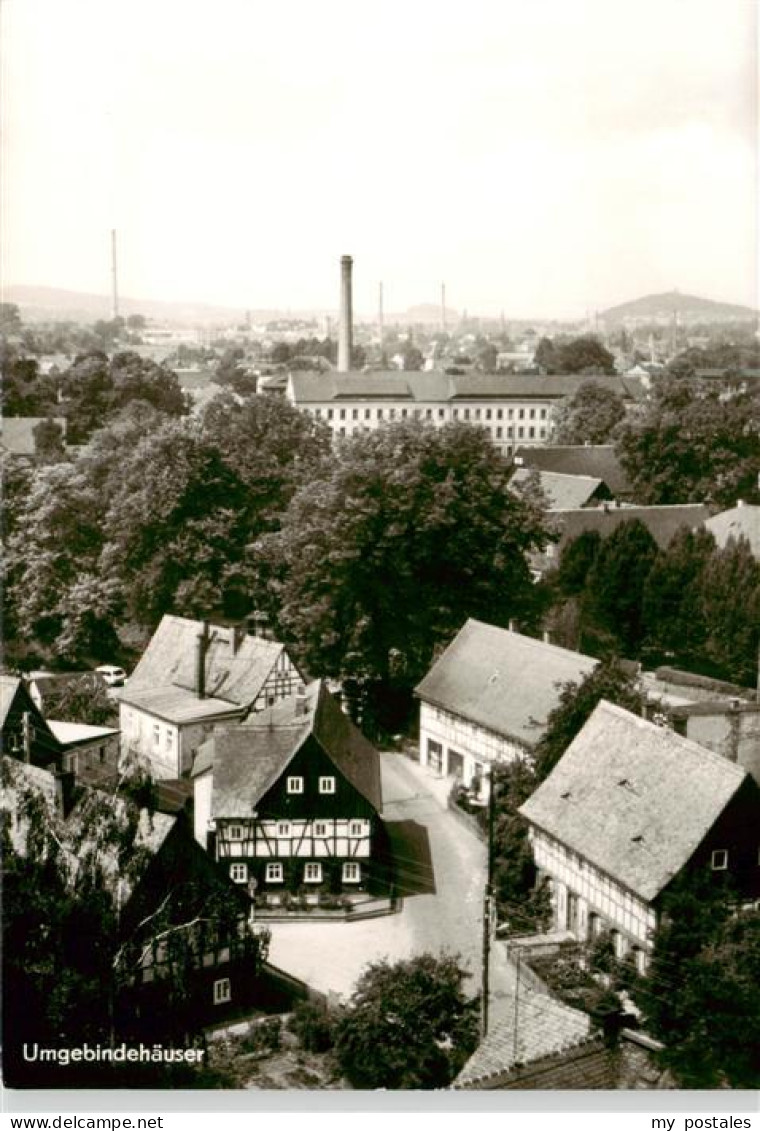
[338,255,353,373]
[196,621,209,700]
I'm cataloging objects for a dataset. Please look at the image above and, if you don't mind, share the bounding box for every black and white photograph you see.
[1,0,758,1115]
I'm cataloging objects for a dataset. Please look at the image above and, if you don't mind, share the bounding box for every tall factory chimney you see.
[338,255,353,372]
[111,229,119,320]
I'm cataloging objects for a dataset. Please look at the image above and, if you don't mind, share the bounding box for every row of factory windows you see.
[229,861,361,884]
[334,423,548,441]
[311,405,549,422]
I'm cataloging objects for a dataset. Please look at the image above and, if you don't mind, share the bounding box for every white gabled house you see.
[414,619,598,791]
[118,616,302,780]
[519,701,760,969]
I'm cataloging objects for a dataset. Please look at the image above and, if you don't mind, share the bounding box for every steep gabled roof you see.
[519,701,750,902]
[513,446,632,497]
[121,616,291,718]
[454,991,591,1088]
[414,620,598,748]
[705,504,760,559]
[511,468,610,510]
[551,504,709,553]
[209,681,382,818]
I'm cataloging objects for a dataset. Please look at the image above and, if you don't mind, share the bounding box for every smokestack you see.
[338,255,353,372]
[111,229,119,320]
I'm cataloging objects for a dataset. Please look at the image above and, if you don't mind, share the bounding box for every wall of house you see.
[61,734,120,778]
[194,769,213,848]
[683,711,760,786]
[529,828,656,961]
[250,649,301,711]
[419,701,527,791]
[679,775,760,903]
[119,706,242,780]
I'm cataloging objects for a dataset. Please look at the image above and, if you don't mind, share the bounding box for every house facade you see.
[192,681,385,900]
[415,620,598,791]
[519,702,760,968]
[118,616,302,779]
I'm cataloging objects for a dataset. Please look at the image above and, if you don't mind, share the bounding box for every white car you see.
[96,665,127,687]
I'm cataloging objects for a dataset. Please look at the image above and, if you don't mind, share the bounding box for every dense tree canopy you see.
[333,954,479,1088]
[632,872,760,1087]
[535,335,616,375]
[552,382,627,445]
[254,421,549,729]
[581,519,659,655]
[616,374,760,506]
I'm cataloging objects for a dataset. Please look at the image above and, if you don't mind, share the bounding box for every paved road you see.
[266,751,516,1015]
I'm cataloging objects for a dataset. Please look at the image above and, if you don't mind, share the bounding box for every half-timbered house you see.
[519,701,760,969]
[192,681,385,899]
[118,616,302,780]
[415,620,598,792]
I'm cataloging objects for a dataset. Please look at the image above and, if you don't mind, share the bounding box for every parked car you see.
[96,665,127,687]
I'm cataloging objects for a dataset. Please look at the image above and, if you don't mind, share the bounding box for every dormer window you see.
[711,849,728,870]
[287,776,304,794]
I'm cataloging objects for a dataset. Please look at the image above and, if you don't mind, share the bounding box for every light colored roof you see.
[118,684,245,724]
[47,720,120,746]
[289,372,644,406]
[209,680,382,818]
[125,615,290,712]
[454,991,591,1088]
[415,620,598,748]
[519,701,750,902]
[0,417,61,455]
[0,676,22,731]
[511,468,608,510]
[705,504,760,558]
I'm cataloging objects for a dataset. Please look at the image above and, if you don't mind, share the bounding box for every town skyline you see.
[2,0,757,320]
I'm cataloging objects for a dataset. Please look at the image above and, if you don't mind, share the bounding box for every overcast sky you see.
[2,0,757,319]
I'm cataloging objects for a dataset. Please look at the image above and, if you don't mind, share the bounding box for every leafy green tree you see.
[40,673,117,728]
[535,336,558,373]
[699,536,760,686]
[110,351,190,417]
[489,759,552,931]
[254,421,549,732]
[641,526,715,663]
[0,348,59,416]
[32,418,66,462]
[334,954,479,1088]
[617,374,760,506]
[554,530,602,597]
[553,382,627,444]
[0,302,22,334]
[581,519,658,655]
[533,658,644,781]
[554,336,616,375]
[632,872,759,1087]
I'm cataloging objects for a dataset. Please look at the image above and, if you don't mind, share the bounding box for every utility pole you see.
[480,765,496,1038]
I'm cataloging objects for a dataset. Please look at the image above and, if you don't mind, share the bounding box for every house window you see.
[339,427,346,436]
[426,408,432,418]
[314,821,328,837]
[453,409,459,419]
[304,862,322,883]
[327,409,334,420]
[389,408,396,419]
[230,863,248,884]
[153,724,160,748]
[401,408,408,418]
[349,821,364,837]
[364,408,371,419]
[314,408,322,418]
[497,408,503,420]
[711,849,728,870]
[343,862,361,884]
[475,408,481,419]
[276,821,291,837]
[427,738,443,773]
[213,978,231,1005]
[464,408,470,419]
[228,825,243,840]
[265,862,284,883]
[287,776,304,794]
[486,409,492,420]
[377,409,383,419]
[496,427,502,438]
[165,730,173,751]
[339,409,346,420]
[319,776,336,794]
[352,408,358,419]
[438,408,445,418]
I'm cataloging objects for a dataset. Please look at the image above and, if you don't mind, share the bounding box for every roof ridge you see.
[464,618,597,665]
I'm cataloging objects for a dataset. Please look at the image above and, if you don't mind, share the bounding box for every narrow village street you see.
[266,750,517,1019]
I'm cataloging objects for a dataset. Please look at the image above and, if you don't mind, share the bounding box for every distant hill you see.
[602,290,757,325]
[4,285,254,326]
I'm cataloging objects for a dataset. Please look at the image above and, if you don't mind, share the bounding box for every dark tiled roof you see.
[549,504,710,555]
[415,620,598,748]
[210,681,382,819]
[513,446,632,497]
[519,701,750,902]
